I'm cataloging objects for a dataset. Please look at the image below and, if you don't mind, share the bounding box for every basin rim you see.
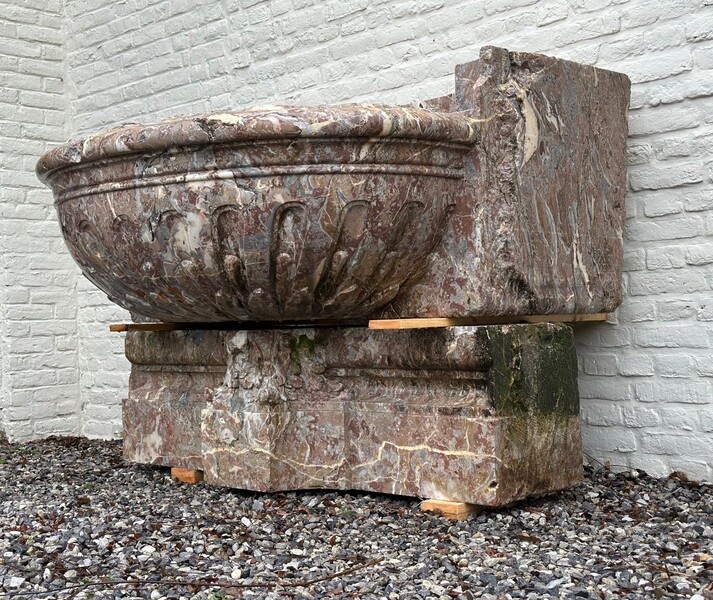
[37,103,478,180]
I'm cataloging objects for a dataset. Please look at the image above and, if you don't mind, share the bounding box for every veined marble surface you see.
[124,323,582,506]
[38,46,629,323]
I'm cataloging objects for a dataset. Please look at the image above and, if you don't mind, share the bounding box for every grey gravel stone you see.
[0,437,712,599]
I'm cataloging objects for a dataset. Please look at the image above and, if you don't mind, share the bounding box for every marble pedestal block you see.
[393,46,630,318]
[123,323,582,506]
[123,330,230,470]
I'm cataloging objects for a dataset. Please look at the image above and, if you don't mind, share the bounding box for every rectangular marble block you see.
[122,330,229,470]
[387,46,631,318]
[123,323,582,506]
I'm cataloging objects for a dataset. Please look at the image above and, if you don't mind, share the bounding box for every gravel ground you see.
[0,437,711,600]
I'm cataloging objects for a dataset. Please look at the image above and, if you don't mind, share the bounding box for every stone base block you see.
[122,330,229,470]
[124,323,582,506]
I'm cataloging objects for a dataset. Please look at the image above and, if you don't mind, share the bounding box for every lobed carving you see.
[61,179,456,322]
[48,126,468,322]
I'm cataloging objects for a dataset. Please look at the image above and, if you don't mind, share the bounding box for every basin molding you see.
[39,106,478,322]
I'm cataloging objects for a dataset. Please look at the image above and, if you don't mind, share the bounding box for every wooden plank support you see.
[421,499,481,520]
[369,313,608,330]
[171,467,204,484]
[109,323,184,332]
[110,313,608,333]
[109,320,369,333]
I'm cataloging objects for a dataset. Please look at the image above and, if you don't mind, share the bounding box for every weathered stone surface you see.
[41,46,615,505]
[124,324,582,506]
[395,46,630,317]
[37,106,473,322]
[37,46,629,323]
[122,330,229,469]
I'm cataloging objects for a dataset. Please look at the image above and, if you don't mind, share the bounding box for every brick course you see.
[0,0,80,440]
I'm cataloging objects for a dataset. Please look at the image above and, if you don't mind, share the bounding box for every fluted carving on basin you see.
[209,193,454,321]
[42,105,476,323]
[211,204,251,315]
[269,201,311,314]
[312,199,368,310]
[60,181,456,322]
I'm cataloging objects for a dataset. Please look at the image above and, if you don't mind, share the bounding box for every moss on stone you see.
[487,323,579,419]
[289,333,316,364]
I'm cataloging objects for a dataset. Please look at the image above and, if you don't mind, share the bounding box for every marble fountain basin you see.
[34,48,632,506]
[36,104,478,323]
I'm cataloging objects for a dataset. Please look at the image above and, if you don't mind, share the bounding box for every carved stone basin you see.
[37,105,477,322]
[35,47,632,508]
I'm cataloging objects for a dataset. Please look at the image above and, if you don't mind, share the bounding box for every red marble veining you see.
[395,47,630,317]
[37,47,630,505]
[122,330,229,469]
[38,106,473,322]
[124,324,582,506]
[37,47,630,323]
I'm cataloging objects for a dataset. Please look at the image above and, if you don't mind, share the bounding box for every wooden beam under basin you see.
[368,313,609,330]
[109,323,184,332]
[108,313,608,333]
[108,320,370,332]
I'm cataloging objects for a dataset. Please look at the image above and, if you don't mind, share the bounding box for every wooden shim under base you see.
[171,467,204,484]
[421,500,481,520]
[369,313,609,330]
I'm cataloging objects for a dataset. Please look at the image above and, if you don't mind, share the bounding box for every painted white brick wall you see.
[2,0,712,481]
[0,0,81,440]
